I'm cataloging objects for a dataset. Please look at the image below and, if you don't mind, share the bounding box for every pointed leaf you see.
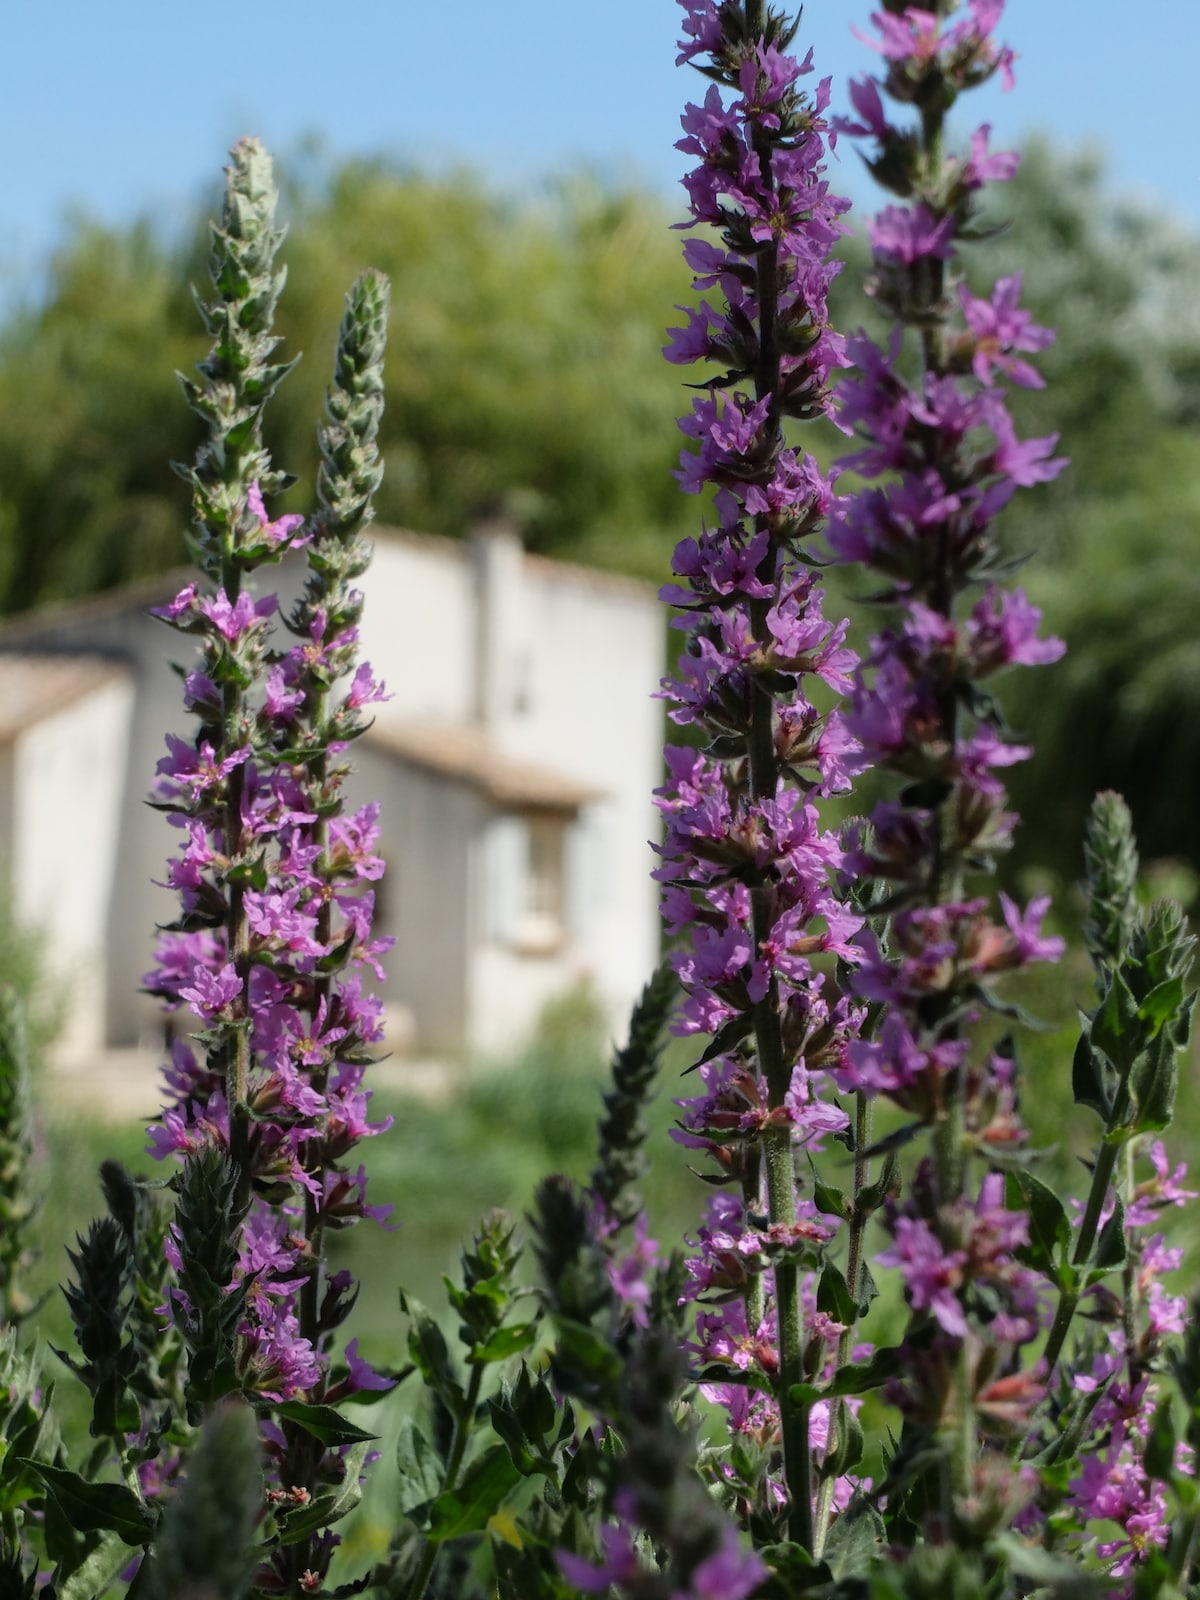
[1005,1170,1070,1278]
[1139,976,1187,1034]
[822,1501,884,1581]
[401,1292,463,1408]
[472,1321,538,1364]
[395,1417,444,1515]
[1091,972,1140,1073]
[1093,1194,1127,1270]
[24,1462,157,1545]
[275,1440,370,1545]
[1129,1034,1178,1135]
[54,1530,136,1600]
[426,1445,522,1542]
[817,1262,858,1327]
[812,1183,851,1222]
[1072,1031,1111,1119]
[274,1401,378,1447]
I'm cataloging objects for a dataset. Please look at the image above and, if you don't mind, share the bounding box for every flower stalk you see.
[662,0,865,1549]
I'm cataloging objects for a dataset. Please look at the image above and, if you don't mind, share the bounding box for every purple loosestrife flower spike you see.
[177,137,299,588]
[144,144,394,1585]
[264,267,395,1592]
[829,0,1069,1537]
[659,0,866,1553]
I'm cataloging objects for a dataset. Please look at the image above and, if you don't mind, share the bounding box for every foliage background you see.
[2,140,1197,880]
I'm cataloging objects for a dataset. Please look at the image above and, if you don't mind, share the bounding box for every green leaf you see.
[1144,1397,1178,1483]
[1129,1033,1178,1134]
[395,1417,444,1515]
[551,1318,622,1388]
[1139,975,1187,1033]
[274,1401,378,1447]
[275,1439,370,1545]
[812,1183,851,1222]
[816,1262,858,1327]
[401,1292,463,1408]
[1091,971,1140,1074]
[806,1345,903,1403]
[1005,1169,1070,1279]
[426,1445,522,1542]
[472,1321,538,1364]
[53,1530,136,1600]
[822,1501,884,1581]
[990,1532,1099,1588]
[1072,1030,1111,1119]
[818,1403,864,1481]
[24,1461,157,1545]
[1093,1193,1127,1270]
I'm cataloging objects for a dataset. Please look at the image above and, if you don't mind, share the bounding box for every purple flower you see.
[344,661,390,710]
[997,893,1065,966]
[557,1522,641,1593]
[199,587,277,641]
[151,583,198,622]
[247,480,308,550]
[984,397,1067,486]
[957,275,1054,389]
[838,75,888,139]
[878,1216,968,1336]
[341,1338,395,1394]
[606,1217,662,1329]
[178,961,241,1022]
[869,203,957,266]
[1128,1144,1197,1228]
[671,1529,769,1600]
[156,734,251,797]
[264,664,304,720]
[960,124,1019,190]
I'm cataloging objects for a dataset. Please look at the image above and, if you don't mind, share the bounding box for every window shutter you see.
[565,807,605,940]
[482,812,526,943]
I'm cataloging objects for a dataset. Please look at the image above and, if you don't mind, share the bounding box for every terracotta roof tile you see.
[364,721,604,811]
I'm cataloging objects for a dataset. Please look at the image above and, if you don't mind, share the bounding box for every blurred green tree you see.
[0,157,700,615]
[0,141,1198,875]
[825,139,1200,880]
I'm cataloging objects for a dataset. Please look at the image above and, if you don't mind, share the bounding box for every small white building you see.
[0,524,664,1060]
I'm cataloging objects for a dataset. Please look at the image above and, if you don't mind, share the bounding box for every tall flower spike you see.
[658,0,865,1554]
[142,143,394,1590]
[177,136,300,586]
[829,0,1067,1537]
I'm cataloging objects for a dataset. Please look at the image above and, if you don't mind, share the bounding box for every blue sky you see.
[5,1,1197,308]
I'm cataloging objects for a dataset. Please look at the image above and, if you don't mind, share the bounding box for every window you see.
[483,810,569,955]
[518,815,566,951]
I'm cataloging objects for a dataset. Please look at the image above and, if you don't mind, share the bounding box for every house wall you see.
[350,744,475,1056]
[9,675,135,1055]
[1,527,665,1059]
[466,806,594,1058]
[363,529,664,1048]
[356,534,476,723]
[0,589,199,1046]
[0,746,13,874]
[499,560,663,1031]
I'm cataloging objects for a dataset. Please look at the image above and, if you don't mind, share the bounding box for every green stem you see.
[406,1363,485,1600]
[1040,1139,1120,1383]
[813,1091,872,1556]
[762,1117,813,1548]
[220,541,254,1211]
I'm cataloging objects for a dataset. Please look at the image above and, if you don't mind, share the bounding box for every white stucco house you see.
[0,523,663,1060]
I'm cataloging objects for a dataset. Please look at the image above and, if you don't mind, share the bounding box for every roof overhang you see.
[363,721,605,812]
